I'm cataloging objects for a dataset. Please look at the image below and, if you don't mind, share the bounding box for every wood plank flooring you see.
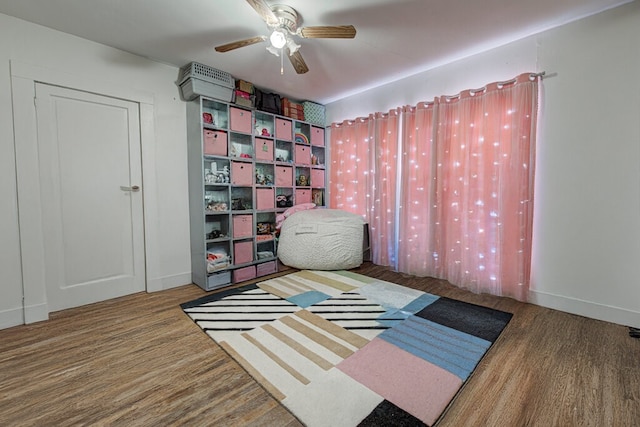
[1,263,638,426]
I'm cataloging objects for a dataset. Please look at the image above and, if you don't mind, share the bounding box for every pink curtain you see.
[397,102,438,273]
[329,117,371,215]
[329,110,400,266]
[330,73,538,301]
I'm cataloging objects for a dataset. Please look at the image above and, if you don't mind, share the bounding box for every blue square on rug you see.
[287,290,331,308]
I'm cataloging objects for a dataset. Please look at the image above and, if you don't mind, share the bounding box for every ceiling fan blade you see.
[246,0,279,26]
[288,50,309,74]
[215,36,267,53]
[299,25,356,39]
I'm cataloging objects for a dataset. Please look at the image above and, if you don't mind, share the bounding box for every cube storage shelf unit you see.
[187,96,327,291]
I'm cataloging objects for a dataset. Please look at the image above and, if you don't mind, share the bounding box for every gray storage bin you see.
[206,270,232,291]
[178,62,235,102]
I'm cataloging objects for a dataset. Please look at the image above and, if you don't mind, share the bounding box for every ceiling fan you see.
[214,0,356,74]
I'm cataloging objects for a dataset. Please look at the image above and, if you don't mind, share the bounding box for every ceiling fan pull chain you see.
[280,47,284,75]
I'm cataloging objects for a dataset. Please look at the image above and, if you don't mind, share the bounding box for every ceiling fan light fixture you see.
[269,29,287,49]
[266,44,281,57]
[286,38,300,55]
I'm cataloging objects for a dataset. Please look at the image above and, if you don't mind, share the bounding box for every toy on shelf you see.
[206,201,227,211]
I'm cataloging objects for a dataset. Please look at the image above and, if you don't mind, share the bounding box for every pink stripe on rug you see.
[338,337,463,426]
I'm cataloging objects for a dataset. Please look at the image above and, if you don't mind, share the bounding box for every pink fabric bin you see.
[233,265,256,282]
[275,118,293,141]
[231,161,254,186]
[275,166,293,186]
[234,240,254,265]
[257,261,277,276]
[233,215,253,238]
[311,169,325,187]
[229,107,252,133]
[311,127,325,146]
[295,189,312,205]
[295,145,311,165]
[255,138,274,161]
[203,129,227,156]
[256,188,275,210]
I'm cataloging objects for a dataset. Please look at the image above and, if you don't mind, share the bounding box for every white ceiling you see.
[0,0,632,104]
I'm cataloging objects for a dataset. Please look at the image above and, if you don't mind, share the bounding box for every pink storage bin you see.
[311,127,325,146]
[233,265,256,282]
[295,189,312,205]
[203,129,227,156]
[311,169,325,187]
[255,138,274,161]
[275,166,293,186]
[257,261,277,276]
[231,161,254,186]
[234,240,254,265]
[256,188,275,210]
[233,215,253,238]
[229,107,252,133]
[295,145,311,165]
[275,118,293,141]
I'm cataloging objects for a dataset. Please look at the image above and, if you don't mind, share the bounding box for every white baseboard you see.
[147,271,191,293]
[529,289,640,328]
[24,302,49,324]
[1,273,192,330]
[0,306,24,330]
[0,302,48,329]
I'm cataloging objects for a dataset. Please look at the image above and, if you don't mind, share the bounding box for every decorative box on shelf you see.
[282,98,305,121]
[303,101,326,127]
[236,79,255,95]
[233,89,254,108]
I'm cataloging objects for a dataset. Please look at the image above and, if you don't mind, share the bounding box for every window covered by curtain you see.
[398,102,437,274]
[329,73,538,301]
[329,110,400,267]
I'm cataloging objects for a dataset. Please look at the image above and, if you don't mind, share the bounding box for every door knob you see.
[120,185,141,192]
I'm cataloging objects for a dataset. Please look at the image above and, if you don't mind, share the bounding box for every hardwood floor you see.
[1,263,638,426]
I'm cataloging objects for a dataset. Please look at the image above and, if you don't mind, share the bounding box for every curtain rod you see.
[497,71,546,87]
[334,71,548,124]
[443,71,546,100]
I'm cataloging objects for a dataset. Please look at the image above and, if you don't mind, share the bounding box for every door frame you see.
[11,60,163,323]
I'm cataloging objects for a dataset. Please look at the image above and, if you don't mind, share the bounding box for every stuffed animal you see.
[276,194,293,207]
[215,165,230,183]
[297,175,308,186]
[232,198,249,210]
[276,195,287,207]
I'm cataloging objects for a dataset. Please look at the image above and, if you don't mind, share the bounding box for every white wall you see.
[2,3,638,330]
[0,14,192,329]
[326,2,640,327]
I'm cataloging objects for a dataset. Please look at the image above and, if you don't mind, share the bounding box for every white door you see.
[35,83,145,312]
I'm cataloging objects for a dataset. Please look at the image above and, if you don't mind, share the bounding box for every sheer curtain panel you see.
[329,110,400,267]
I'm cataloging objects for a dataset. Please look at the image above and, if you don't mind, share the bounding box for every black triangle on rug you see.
[181,270,512,427]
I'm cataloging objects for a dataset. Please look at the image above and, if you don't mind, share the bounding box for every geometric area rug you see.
[181,270,513,427]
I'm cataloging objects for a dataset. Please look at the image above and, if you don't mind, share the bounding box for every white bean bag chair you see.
[278,209,365,270]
